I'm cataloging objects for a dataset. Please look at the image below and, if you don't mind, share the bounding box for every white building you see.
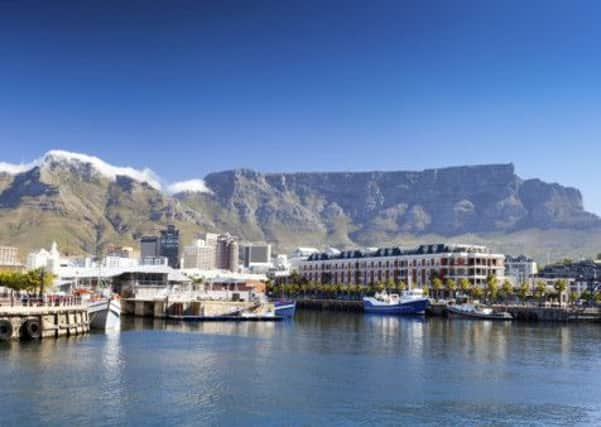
[300,243,505,288]
[504,255,538,285]
[25,242,61,273]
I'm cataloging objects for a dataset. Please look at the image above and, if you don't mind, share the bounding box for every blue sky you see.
[1,1,601,212]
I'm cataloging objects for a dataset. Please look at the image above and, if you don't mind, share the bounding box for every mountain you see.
[0,151,600,262]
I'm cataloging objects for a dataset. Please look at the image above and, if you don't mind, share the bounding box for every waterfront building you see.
[300,243,505,288]
[240,243,272,267]
[505,255,538,285]
[160,225,180,269]
[537,259,601,295]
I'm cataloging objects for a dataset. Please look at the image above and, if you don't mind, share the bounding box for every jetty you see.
[0,303,90,341]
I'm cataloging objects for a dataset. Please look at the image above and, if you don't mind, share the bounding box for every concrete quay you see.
[0,305,90,340]
[122,298,275,318]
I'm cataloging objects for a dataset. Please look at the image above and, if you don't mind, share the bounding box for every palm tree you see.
[518,282,529,304]
[535,281,546,305]
[501,279,513,304]
[446,279,457,300]
[459,278,471,297]
[432,277,444,301]
[398,280,407,292]
[569,291,579,305]
[486,274,498,304]
[471,287,484,301]
[554,279,568,306]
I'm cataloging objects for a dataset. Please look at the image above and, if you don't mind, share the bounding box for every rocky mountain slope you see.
[0,151,600,261]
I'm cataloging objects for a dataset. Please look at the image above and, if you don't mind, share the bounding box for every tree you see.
[459,278,471,296]
[554,279,568,297]
[535,281,547,303]
[501,280,513,303]
[471,287,484,301]
[432,278,444,300]
[385,278,395,291]
[486,274,498,303]
[397,281,407,292]
[518,282,529,302]
[422,286,430,297]
[569,291,579,304]
[446,279,457,299]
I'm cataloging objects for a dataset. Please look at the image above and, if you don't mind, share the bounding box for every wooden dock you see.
[0,305,90,340]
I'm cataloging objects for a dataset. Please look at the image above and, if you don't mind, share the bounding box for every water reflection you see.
[2,312,601,426]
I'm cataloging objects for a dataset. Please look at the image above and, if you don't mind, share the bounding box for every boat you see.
[168,311,284,322]
[85,291,121,331]
[362,289,429,315]
[447,304,513,321]
[273,300,296,318]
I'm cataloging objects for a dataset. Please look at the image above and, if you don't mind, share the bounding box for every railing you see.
[0,295,83,308]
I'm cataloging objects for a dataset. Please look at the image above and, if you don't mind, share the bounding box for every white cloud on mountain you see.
[0,149,211,194]
[167,179,212,194]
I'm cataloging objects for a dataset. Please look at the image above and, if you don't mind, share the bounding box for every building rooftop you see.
[306,243,498,262]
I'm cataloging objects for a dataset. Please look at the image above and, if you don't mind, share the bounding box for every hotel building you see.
[299,243,505,288]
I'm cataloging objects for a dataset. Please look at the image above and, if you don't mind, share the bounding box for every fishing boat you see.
[447,304,513,321]
[362,289,429,315]
[87,296,122,330]
[273,300,296,318]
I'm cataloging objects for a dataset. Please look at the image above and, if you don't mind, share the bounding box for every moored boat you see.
[447,304,512,321]
[362,289,429,315]
[273,300,296,318]
[87,297,121,330]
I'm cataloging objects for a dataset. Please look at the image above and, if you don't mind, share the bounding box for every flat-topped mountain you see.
[0,151,600,261]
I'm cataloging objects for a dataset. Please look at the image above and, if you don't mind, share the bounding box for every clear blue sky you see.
[1,1,601,212]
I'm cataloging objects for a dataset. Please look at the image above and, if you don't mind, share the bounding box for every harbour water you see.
[2,311,601,426]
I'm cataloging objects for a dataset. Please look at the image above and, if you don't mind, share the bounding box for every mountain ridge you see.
[0,151,600,262]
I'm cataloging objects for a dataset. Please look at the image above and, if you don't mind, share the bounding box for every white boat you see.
[447,303,512,321]
[88,297,121,330]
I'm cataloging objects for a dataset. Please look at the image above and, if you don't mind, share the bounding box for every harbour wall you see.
[122,299,273,318]
[0,306,90,340]
[289,299,601,322]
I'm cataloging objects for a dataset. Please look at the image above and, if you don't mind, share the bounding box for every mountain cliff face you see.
[0,152,599,260]
[177,164,599,250]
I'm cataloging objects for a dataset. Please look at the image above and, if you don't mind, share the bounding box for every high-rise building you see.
[215,233,239,272]
[159,225,180,269]
[183,239,216,270]
[240,243,272,267]
[140,236,160,260]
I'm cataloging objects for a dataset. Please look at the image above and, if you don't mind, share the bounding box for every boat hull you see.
[273,301,296,318]
[363,298,429,315]
[88,299,121,330]
[447,307,512,321]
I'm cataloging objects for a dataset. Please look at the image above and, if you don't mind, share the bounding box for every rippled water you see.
[2,311,601,426]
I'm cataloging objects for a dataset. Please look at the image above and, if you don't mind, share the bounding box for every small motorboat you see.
[363,289,429,315]
[447,304,512,321]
